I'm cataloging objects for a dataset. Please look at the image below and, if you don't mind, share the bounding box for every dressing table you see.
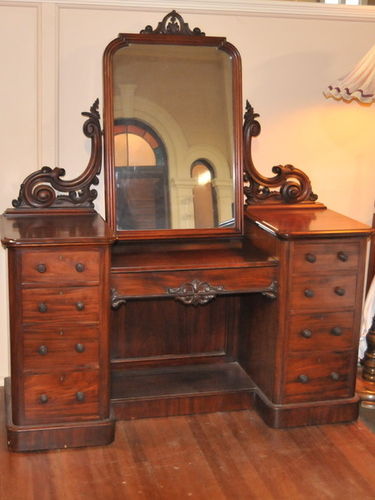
[1,11,372,451]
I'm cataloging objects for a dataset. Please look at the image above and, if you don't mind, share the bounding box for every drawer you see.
[20,248,100,284]
[23,370,100,424]
[22,286,100,324]
[283,352,353,403]
[111,266,277,299]
[292,240,359,274]
[290,274,357,311]
[288,311,355,352]
[23,338,99,372]
[23,325,99,341]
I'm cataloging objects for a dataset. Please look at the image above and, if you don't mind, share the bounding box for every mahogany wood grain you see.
[246,207,373,239]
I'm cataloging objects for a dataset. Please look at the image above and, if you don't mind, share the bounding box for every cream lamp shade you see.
[324,44,375,104]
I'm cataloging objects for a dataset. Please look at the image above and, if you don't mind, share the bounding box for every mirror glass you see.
[111,43,236,231]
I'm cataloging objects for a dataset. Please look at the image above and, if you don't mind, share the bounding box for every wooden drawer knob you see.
[298,374,310,384]
[76,391,85,402]
[39,394,49,404]
[330,372,340,381]
[300,329,313,339]
[75,302,85,311]
[75,263,85,272]
[330,327,343,336]
[38,345,48,355]
[38,303,48,313]
[36,263,47,273]
[305,253,316,263]
[75,343,85,353]
[334,287,346,297]
[337,251,348,262]
[304,289,315,298]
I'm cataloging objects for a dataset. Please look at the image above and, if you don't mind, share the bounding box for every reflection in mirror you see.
[112,43,235,231]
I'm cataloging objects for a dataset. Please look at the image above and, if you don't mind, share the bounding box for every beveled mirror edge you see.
[103,23,244,241]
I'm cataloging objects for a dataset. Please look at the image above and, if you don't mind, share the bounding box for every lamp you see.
[324,44,375,104]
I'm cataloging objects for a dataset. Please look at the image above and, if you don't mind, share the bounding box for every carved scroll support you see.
[243,101,318,206]
[9,99,102,213]
[168,280,224,306]
[111,289,127,310]
[261,281,278,300]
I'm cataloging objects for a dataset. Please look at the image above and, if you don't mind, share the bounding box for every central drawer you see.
[111,266,277,299]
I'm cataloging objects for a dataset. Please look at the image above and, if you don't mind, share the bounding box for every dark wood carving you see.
[140,10,205,36]
[261,281,278,300]
[10,100,102,212]
[168,280,224,306]
[111,288,127,310]
[243,101,318,205]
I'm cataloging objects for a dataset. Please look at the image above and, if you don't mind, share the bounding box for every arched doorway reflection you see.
[114,119,170,230]
[191,159,218,228]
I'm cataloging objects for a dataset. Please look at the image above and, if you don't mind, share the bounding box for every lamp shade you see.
[324,44,375,104]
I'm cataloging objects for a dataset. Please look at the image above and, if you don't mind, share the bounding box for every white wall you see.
[0,0,374,383]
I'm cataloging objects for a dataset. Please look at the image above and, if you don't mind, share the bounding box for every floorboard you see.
[0,388,374,500]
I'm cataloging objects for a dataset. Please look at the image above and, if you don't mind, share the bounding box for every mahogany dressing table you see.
[1,11,372,451]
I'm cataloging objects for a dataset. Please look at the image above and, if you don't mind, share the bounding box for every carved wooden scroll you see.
[140,10,205,36]
[10,100,102,212]
[168,280,224,306]
[243,101,318,205]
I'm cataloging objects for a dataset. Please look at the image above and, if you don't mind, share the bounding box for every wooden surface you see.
[1,388,374,500]
[245,207,373,239]
[0,213,114,247]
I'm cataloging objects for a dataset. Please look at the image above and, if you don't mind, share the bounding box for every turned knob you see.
[298,374,310,384]
[38,303,48,313]
[75,343,85,353]
[39,394,49,404]
[330,327,343,336]
[337,251,348,262]
[75,302,85,311]
[36,263,47,273]
[75,263,85,272]
[334,287,346,297]
[330,372,340,381]
[300,329,313,339]
[76,391,85,402]
[305,253,317,263]
[304,289,315,298]
[38,345,48,355]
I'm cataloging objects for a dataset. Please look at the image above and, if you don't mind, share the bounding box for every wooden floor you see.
[1,391,374,499]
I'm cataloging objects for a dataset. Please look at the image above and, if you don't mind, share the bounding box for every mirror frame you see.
[103,11,243,240]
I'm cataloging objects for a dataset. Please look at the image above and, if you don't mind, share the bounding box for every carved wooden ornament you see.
[168,279,224,306]
[10,100,102,212]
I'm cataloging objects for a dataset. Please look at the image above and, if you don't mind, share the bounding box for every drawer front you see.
[23,338,99,372]
[23,325,99,341]
[288,311,354,352]
[23,370,100,423]
[283,352,353,403]
[111,266,277,298]
[21,248,100,284]
[290,274,357,311]
[22,286,100,324]
[292,241,359,274]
